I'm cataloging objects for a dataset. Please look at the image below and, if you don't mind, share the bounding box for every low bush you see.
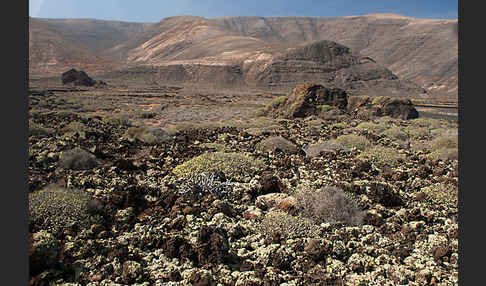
[410,117,443,129]
[427,148,458,161]
[293,186,364,226]
[405,126,430,139]
[265,96,288,110]
[358,145,405,168]
[61,121,89,139]
[421,183,458,210]
[319,104,333,112]
[381,126,408,141]
[29,186,101,235]
[59,147,98,170]
[356,121,388,134]
[172,152,264,181]
[259,210,320,239]
[430,135,458,150]
[178,172,233,200]
[29,120,52,137]
[335,134,371,151]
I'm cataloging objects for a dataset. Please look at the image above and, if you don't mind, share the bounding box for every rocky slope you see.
[212,14,458,97]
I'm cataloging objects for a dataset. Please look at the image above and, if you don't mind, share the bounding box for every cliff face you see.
[247,40,425,96]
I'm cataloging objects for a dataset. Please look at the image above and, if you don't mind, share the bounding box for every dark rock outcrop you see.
[267,82,348,119]
[61,68,97,86]
[348,96,419,120]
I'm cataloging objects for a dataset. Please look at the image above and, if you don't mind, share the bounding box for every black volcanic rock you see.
[62,68,97,86]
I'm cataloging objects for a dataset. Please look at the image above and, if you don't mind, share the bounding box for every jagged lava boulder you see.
[268,82,348,119]
[348,96,419,120]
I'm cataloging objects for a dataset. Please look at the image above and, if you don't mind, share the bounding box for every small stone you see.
[243,206,262,219]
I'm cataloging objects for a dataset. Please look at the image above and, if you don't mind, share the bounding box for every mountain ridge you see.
[29,14,457,98]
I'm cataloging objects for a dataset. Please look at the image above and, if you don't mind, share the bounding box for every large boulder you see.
[267,82,348,119]
[61,68,97,86]
[347,96,419,120]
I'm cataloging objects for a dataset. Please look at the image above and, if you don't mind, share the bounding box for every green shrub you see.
[172,152,264,181]
[258,210,319,239]
[421,183,458,210]
[335,134,371,150]
[266,96,288,110]
[410,117,443,129]
[61,121,89,139]
[29,186,101,235]
[431,135,458,150]
[371,96,388,105]
[381,126,408,141]
[293,186,363,226]
[319,104,333,112]
[358,145,405,168]
[29,120,52,137]
[59,147,98,170]
[330,122,349,129]
[427,148,458,161]
[356,121,388,134]
[405,126,430,139]
[102,115,132,127]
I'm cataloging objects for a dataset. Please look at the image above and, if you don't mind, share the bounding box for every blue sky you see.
[29,0,458,22]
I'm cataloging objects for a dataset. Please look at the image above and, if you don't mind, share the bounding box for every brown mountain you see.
[28,14,457,98]
[29,17,122,75]
[212,14,458,97]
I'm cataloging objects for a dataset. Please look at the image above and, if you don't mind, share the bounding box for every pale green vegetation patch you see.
[61,121,90,139]
[266,96,288,110]
[258,210,320,239]
[172,152,264,181]
[335,134,371,150]
[430,135,458,150]
[356,121,388,134]
[319,104,333,112]
[427,148,458,161]
[358,145,405,168]
[29,186,101,235]
[421,183,458,210]
[29,119,52,137]
[404,125,430,139]
[381,126,408,141]
[410,117,443,129]
[330,121,349,129]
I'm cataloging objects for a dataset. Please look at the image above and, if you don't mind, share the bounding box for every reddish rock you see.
[255,193,289,210]
[243,206,263,219]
